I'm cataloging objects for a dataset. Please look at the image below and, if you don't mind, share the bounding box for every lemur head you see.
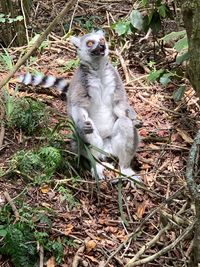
[70,30,109,63]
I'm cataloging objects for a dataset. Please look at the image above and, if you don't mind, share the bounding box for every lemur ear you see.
[70,36,81,48]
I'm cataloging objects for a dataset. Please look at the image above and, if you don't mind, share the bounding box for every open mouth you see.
[91,45,106,56]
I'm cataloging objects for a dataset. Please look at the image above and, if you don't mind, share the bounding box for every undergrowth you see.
[0,204,76,266]
[5,96,48,135]
[10,146,62,184]
[0,223,38,267]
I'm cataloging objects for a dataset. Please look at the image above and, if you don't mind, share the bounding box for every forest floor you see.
[0,1,200,267]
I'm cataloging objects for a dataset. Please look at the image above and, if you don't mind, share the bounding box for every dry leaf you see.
[139,128,149,137]
[41,202,51,208]
[40,184,50,194]
[47,256,56,267]
[85,255,99,263]
[136,200,149,219]
[176,128,193,143]
[85,240,97,253]
[64,224,73,236]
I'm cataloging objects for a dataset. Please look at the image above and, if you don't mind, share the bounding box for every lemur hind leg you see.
[111,117,140,181]
[82,123,106,180]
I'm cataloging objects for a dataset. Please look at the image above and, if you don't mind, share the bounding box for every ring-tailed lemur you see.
[18,30,142,180]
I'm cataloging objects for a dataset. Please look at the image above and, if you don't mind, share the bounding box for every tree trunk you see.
[0,0,32,47]
[179,2,200,266]
[180,1,200,98]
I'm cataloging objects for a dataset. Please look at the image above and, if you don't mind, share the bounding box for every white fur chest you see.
[87,67,116,138]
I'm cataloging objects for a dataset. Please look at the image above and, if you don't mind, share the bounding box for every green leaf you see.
[0,18,6,23]
[161,30,186,42]
[173,85,186,102]
[130,10,144,31]
[0,229,7,237]
[176,51,189,64]
[148,69,164,82]
[16,16,23,21]
[141,0,148,5]
[158,4,167,18]
[149,11,161,33]
[113,21,130,36]
[159,73,173,86]
[174,36,188,52]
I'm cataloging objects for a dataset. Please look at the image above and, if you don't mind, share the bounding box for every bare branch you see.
[186,130,200,199]
[125,221,195,267]
[0,0,76,89]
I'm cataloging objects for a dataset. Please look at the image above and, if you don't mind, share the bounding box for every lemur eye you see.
[86,40,94,47]
[99,38,105,45]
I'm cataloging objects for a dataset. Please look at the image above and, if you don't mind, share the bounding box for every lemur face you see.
[70,30,109,62]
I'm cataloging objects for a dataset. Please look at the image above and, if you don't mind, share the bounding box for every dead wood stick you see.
[4,191,20,221]
[72,237,90,267]
[39,245,44,267]
[126,223,171,264]
[185,129,200,198]
[185,130,200,265]
[0,0,76,89]
[112,49,130,83]
[137,93,181,116]
[125,221,194,267]
[0,97,5,147]
[104,186,185,266]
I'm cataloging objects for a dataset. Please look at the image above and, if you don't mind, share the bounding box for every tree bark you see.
[179,2,200,266]
[185,129,200,267]
[180,1,200,98]
[0,0,31,47]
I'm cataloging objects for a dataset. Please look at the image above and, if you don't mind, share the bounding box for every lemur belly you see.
[88,71,116,139]
[89,104,115,138]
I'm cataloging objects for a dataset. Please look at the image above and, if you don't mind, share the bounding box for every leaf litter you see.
[0,0,200,266]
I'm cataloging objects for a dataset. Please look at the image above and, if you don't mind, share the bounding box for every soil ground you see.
[0,1,200,266]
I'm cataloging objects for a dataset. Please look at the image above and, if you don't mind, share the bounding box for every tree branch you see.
[185,130,200,200]
[125,221,195,267]
[0,0,76,89]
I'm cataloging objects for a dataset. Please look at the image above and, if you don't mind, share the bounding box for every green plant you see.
[73,15,102,31]
[0,13,23,24]
[0,223,37,267]
[6,97,48,135]
[0,48,14,71]
[45,239,64,264]
[62,58,80,71]
[147,60,187,101]
[0,167,5,177]
[57,186,79,209]
[35,231,76,264]
[3,88,18,122]
[10,146,62,184]
[161,30,189,64]
[0,203,74,266]
[112,0,172,36]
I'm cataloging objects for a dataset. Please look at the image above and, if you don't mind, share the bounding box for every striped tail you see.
[17,73,70,94]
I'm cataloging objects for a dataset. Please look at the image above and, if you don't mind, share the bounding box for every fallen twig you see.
[0,97,5,148]
[137,93,182,116]
[72,237,90,267]
[127,223,171,264]
[185,130,200,198]
[39,245,44,267]
[104,186,185,266]
[112,49,130,83]
[125,221,194,267]
[4,191,20,221]
[185,129,200,265]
